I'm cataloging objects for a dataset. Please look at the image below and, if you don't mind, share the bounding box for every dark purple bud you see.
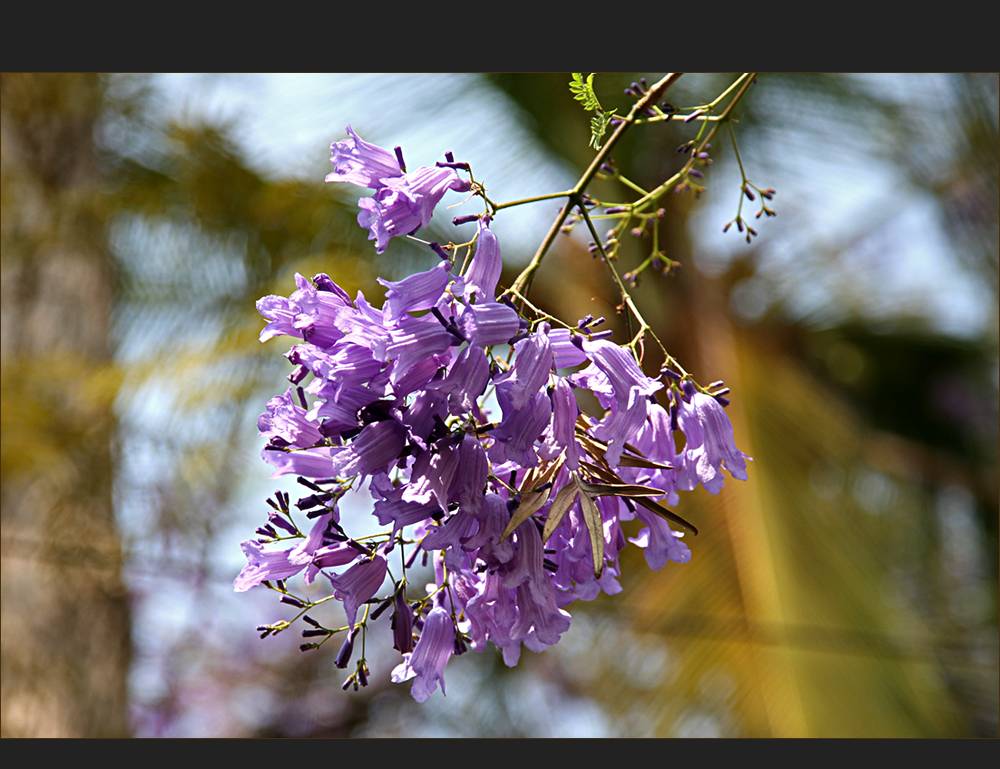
[589,329,614,341]
[681,380,697,401]
[429,241,450,261]
[603,206,626,214]
[661,367,681,380]
[430,306,451,329]
[715,396,730,407]
[723,222,732,233]
[266,496,279,511]
[713,387,731,397]
[577,314,594,328]
[436,160,470,171]
[295,494,322,510]
[393,146,407,173]
[303,615,321,627]
[571,334,586,350]
[444,151,454,163]
[662,102,675,112]
[744,187,755,201]
[335,627,359,669]
[287,364,308,384]
[296,386,308,409]
[708,380,725,389]
[258,626,273,639]
[640,78,648,89]
[689,169,704,179]
[357,667,368,687]
[392,589,414,653]
[600,163,615,174]
[670,403,679,432]
[256,524,277,538]
[454,636,468,655]
[452,214,479,226]
[736,220,744,233]
[267,513,296,536]
[652,256,665,271]
[281,595,304,608]
[684,109,704,123]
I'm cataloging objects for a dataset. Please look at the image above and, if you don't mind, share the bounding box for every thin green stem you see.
[493,190,576,212]
[727,119,748,181]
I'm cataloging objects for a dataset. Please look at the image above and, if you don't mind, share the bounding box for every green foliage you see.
[570,73,616,150]
[569,73,601,112]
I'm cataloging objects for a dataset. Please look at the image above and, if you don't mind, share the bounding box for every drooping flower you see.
[462,216,503,300]
[391,606,455,702]
[325,125,402,189]
[676,391,751,494]
[327,551,389,629]
[358,166,471,254]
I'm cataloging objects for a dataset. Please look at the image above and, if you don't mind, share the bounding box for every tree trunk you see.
[1,73,130,737]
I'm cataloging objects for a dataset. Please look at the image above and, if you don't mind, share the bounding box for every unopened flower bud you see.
[335,627,359,668]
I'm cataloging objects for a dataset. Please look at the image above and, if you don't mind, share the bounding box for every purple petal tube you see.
[463,216,502,300]
[392,606,455,702]
[358,166,470,254]
[677,392,751,494]
[325,126,402,189]
[328,553,388,629]
[233,540,304,592]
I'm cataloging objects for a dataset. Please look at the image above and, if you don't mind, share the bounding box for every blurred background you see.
[1,72,996,738]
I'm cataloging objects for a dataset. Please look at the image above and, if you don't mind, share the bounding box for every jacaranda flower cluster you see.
[236,127,750,700]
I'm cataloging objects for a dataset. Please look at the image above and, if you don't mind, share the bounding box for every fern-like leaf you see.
[590,111,615,150]
[570,73,602,112]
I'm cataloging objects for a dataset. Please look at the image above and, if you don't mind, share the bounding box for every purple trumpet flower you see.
[325,125,402,189]
[677,392,751,494]
[327,551,389,629]
[358,166,471,254]
[391,606,455,702]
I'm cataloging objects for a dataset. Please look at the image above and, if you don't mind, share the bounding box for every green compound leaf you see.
[589,111,615,150]
[570,73,601,112]
[569,73,615,150]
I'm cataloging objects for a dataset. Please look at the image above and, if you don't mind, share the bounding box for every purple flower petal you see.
[392,606,455,702]
[328,552,388,629]
[325,126,402,189]
[463,217,502,300]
